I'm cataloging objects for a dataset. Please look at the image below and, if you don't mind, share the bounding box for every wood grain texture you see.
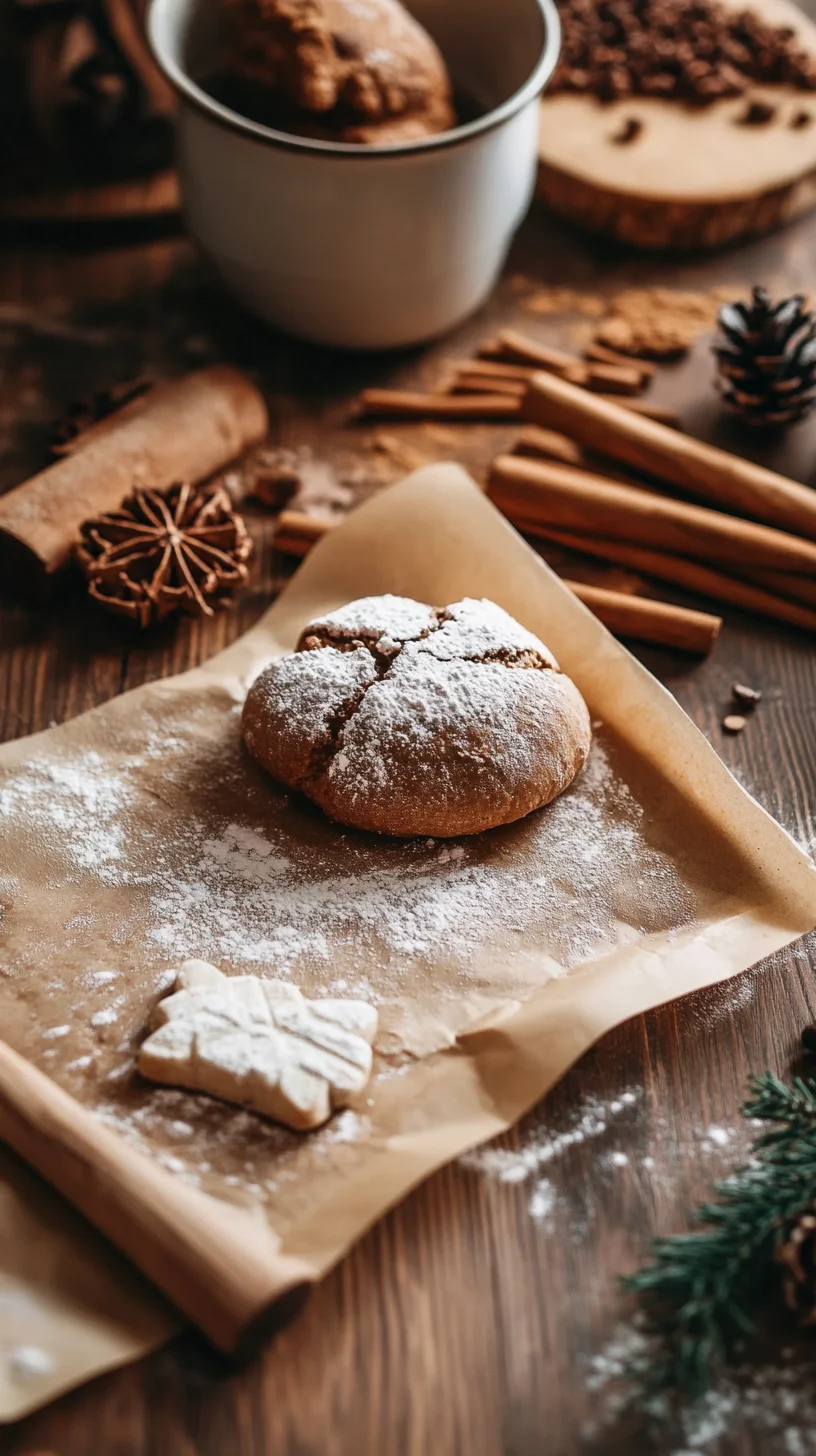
[3,167,816,1456]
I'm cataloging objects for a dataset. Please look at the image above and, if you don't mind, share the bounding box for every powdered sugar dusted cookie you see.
[138,960,377,1131]
[242,595,592,838]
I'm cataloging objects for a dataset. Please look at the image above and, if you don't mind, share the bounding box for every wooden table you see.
[2,195,816,1456]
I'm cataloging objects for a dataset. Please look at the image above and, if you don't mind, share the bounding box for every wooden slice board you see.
[537,0,816,249]
[0,169,179,225]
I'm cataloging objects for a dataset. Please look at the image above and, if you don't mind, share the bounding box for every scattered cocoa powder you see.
[515,283,607,319]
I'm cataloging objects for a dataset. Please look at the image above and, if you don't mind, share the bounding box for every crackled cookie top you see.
[242,595,592,838]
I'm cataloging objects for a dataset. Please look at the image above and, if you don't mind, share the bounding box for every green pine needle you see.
[622,1070,816,1402]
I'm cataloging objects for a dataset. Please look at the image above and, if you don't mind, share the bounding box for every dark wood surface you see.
[3,196,816,1456]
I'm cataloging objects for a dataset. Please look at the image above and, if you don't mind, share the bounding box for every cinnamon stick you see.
[518,525,816,635]
[274,510,337,555]
[584,341,656,379]
[523,371,816,540]
[451,358,538,384]
[568,361,645,396]
[487,454,816,577]
[482,328,579,372]
[457,362,644,397]
[0,367,268,599]
[513,426,589,467]
[451,373,676,423]
[595,399,680,427]
[479,329,645,394]
[452,375,526,398]
[560,579,720,654]
[356,390,521,421]
[273,511,720,651]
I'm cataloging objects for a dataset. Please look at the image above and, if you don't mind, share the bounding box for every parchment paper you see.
[1,464,815,1421]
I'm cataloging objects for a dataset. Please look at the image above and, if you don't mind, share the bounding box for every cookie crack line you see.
[296,620,558,788]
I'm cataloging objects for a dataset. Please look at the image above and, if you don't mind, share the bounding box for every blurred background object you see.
[0,0,176,216]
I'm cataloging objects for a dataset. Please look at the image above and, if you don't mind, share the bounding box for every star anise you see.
[77,480,253,628]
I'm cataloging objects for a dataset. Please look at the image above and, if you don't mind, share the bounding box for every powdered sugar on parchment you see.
[0,720,700,988]
[0,748,133,877]
[143,736,696,981]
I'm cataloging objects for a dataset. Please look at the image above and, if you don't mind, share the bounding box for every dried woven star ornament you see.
[139,960,378,1131]
[77,479,253,629]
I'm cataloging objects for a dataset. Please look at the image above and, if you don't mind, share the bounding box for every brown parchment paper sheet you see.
[1,464,815,1421]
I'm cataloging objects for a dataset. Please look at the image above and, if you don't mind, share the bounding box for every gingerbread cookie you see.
[242,595,592,838]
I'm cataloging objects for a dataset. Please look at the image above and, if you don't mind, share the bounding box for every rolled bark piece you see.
[487,454,816,577]
[273,510,720,651]
[0,1040,310,1356]
[356,390,521,421]
[481,330,644,394]
[571,361,645,396]
[483,328,580,372]
[274,510,337,556]
[594,398,680,427]
[523,371,816,540]
[513,426,589,467]
[511,426,644,486]
[452,358,540,384]
[0,367,269,599]
[514,524,816,635]
[584,342,657,379]
[452,375,527,398]
[560,578,720,654]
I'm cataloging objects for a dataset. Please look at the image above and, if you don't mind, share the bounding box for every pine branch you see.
[622,1071,816,1402]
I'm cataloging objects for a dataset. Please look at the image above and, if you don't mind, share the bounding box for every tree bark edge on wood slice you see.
[535,158,816,252]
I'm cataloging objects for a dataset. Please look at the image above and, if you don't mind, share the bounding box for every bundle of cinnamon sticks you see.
[273,509,722,654]
[487,372,816,635]
[355,328,681,428]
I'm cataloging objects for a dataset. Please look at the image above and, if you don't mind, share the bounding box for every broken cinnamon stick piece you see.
[273,510,337,556]
[483,328,580,372]
[517,525,816,635]
[450,358,539,384]
[512,426,588,467]
[273,510,719,651]
[0,367,268,599]
[452,375,527,398]
[487,454,816,577]
[584,341,657,378]
[355,390,521,421]
[523,371,816,540]
[564,361,646,396]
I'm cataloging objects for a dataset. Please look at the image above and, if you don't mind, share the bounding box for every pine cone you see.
[714,286,816,428]
[776,1204,816,1325]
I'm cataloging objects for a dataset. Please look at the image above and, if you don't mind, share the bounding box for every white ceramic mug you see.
[148,0,560,349]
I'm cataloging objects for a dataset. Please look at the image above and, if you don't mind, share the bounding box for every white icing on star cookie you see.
[138,960,377,1131]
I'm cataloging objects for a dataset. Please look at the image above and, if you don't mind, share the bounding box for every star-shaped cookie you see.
[139,960,378,1131]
